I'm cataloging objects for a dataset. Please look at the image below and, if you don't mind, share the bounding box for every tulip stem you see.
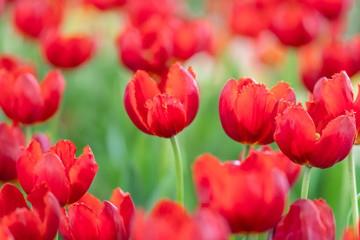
[347,148,359,238]
[25,126,32,145]
[242,144,250,160]
[170,136,184,205]
[301,165,312,199]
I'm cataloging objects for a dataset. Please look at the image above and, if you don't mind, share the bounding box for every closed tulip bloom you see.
[131,199,229,240]
[0,69,65,124]
[274,103,356,168]
[124,62,199,138]
[273,199,335,240]
[42,30,95,68]
[13,0,63,39]
[0,122,25,181]
[17,140,98,206]
[0,183,60,240]
[193,153,289,233]
[219,78,295,145]
[60,188,135,240]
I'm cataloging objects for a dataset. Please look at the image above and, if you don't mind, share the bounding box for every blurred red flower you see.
[0,69,65,125]
[0,122,25,181]
[42,30,95,68]
[273,199,335,240]
[31,133,52,153]
[131,199,229,240]
[17,140,98,206]
[60,188,135,240]
[83,0,126,10]
[124,62,199,138]
[219,78,295,145]
[193,152,289,233]
[0,54,36,76]
[342,221,360,240]
[13,0,63,39]
[0,183,60,240]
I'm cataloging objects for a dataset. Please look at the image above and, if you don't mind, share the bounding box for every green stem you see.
[247,234,258,240]
[301,165,312,199]
[25,126,32,146]
[170,136,184,205]
[347,148,359,238]
[242,144,251,160]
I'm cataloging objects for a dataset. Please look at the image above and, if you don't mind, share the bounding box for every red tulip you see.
[131,199,229,240]
[83,0,126,10]
[0,54,36,77]
[219,78,295,145]
[273,199,335,240]
[17,139,98,206]
[31,133,51,153]
[0,122,25,181]
[270,2,321,47]
[274,102,356,168]
[193,152,289,233]
[244,146,302,187]
[305,0,354,20]
[0,183,60,240]
[0,69,65,124]
[42,30,95,68]
[13,0,63,39]
[124,62,199,138]
[117,16,173,75]
[60,188,135,240]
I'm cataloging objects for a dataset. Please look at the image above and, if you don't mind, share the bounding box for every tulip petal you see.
[353,84,360,144]
[98,201,127,240]
[313,199,335,240]
[77,193,102,214]
[269,81,296,103]
[0,184,28,218]
[0,71,16,121]
[59,208,74,240]
[150,200,190,229]
[68,203,99,240]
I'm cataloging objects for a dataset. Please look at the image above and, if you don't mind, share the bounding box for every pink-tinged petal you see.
[68,146,98,204]
[38,70,65,122]
[33,152,71,206]
[354,84,360,144]
[13,73,42,124]
[0,225,14,240]
[313,199,335,240]
[98,201,127,240]
[59,208,74,240]
[0,72,16,121]
[49,140,76,170]
[17,141,43,194]
[313,71,354,116]
[0,184,28,218]
[68,203,99,240]
[0,123,25,181]
[3,209,41,240]
[310,114,356,168]
[274,105,317,165]
[146,94,187,138]
[31,133,51,153]
[124,71,161,134]
[162,63,199,126]
[27,184,60,240]
[77,193,102,214]
[110,188,135,238]
[269,81,296,103]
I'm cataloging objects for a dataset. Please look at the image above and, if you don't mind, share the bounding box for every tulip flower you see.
[83,0,126,10]
[270,2,321,47]
[17,139,98,206]
[193,152,289,233]
[310,0,353,20]
[124,62,199,138]
[0,54,36,76]
[13,0,63,39]
[219,78,295,145]
[131,199,229,240]
[0,183,60,240]
[60,188,135,240]
[0,122,25,181]
[0,69,65,125]
[42,30,95,68]
[273,199,335,240]
[117,16,173,75]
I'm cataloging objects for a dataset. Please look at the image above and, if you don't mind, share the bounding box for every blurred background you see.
[1,0,360,238]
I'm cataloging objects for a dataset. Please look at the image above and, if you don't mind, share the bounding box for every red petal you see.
[312,71,354,116]
[33,152,71,206]
[68,203,99,239]
[0,225,14,240]
[146,94,186,137]
[274,105,316,165]
[17,141,43,194]
[0,72,16,121]
[110,188,135,238]
[38,70,65,122]
[313,199,335,240]
[0,184,28,218]
[31,133,51,153]
[269,81,296,103]
[49,140,76,171]
[68,146,98,204]
[310,114,356,168]
[162,62,199,126]
[124,71,160,134]
[59,208,74,240]
[78,193,102,214]
[306,101,334,133]
[354,84,360,144]
[98,201,127,240]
